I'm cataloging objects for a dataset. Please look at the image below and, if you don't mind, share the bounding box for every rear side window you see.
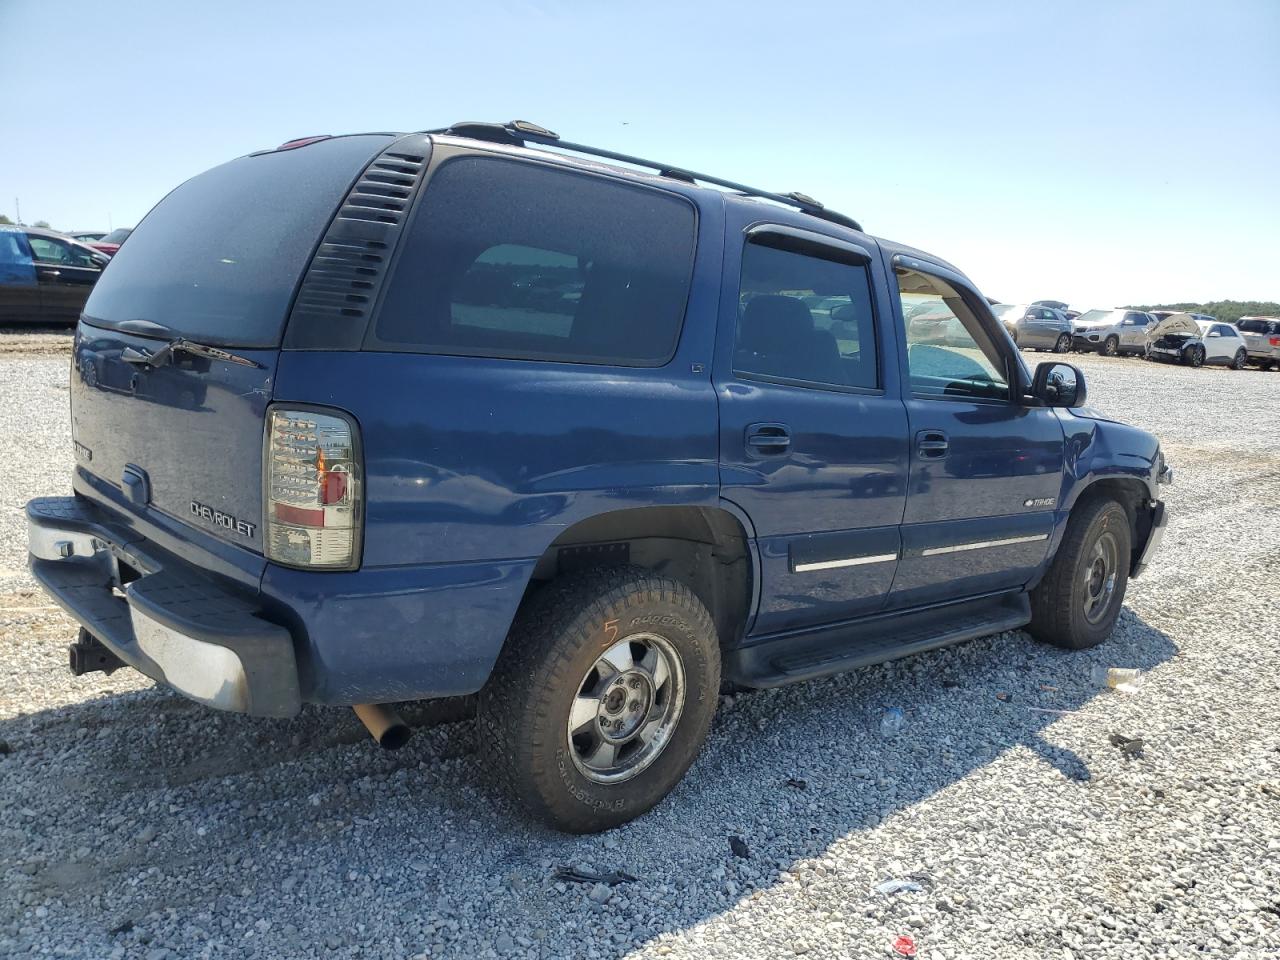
[371,156,696,365]
[82,135,392,347]
[1239,318,1279,334]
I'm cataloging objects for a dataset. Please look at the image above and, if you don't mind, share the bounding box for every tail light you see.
[1270,336,1280,347]
[264,407,362,569]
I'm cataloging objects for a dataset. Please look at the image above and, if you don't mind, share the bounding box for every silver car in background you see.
[991,303,1074,352]
[1072,308,1157,356]
[1237,316,1280,370]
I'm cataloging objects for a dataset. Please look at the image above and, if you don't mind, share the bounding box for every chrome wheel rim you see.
[1082,531,1119,625]
[1104,338,1118,356]
[566,633,685,784]
[1056,334,1071,353]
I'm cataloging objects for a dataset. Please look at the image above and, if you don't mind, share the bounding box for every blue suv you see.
[27,121,1170,832]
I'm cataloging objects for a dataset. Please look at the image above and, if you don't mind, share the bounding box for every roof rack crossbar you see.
[424,121,862,232]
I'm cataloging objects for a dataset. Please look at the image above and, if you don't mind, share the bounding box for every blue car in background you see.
[27,121,1170,831]
[0,225,108,325]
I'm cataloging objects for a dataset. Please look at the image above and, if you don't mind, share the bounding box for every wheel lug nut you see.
[629,679,641,689]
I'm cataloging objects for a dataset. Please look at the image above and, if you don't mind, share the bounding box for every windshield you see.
[82,134,391,347]
[1075,309,1118,324]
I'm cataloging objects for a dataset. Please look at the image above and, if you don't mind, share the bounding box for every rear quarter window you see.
[369,156,697,366]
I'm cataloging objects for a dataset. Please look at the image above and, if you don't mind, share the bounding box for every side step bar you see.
[725,591,1031,688]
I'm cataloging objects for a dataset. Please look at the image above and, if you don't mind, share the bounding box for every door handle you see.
[915,429,949,460]
[745,422,791,456]
[37,269,62,279]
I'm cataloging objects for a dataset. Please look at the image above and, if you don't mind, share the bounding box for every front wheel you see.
[1102,335,1119,357]
[1054,333,1072,353]
[1231,349,1248,370]
[1186,345,1205,368]
[478,567,720,833]
[1029,497,1132,649]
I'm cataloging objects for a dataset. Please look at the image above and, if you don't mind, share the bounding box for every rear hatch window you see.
[71,135,392,556]
[82,134,393,347]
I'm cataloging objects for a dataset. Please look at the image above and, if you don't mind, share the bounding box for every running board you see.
[725,591,1031,689]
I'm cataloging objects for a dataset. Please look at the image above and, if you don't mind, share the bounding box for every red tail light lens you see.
[264,408,362,569]
[1269,336,1280,347]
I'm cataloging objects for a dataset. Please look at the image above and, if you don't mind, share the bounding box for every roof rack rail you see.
[424,120,862,232]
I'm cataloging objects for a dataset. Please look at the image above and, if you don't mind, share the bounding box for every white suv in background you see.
[1072,308,1157,356]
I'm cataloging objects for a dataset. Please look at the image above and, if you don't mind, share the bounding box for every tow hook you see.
[68,628,125,676]
[353,703,413,750]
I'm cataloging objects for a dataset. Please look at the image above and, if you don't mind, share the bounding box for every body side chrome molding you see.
[921,533,1048,557]
[793,553,898,573]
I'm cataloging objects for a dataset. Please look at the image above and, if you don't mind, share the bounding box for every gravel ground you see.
[1,347,1278,960]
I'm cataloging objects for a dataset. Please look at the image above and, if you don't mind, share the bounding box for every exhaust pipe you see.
[353,703,413,750]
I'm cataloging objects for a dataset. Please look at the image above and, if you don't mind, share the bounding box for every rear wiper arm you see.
[120,338,262,369]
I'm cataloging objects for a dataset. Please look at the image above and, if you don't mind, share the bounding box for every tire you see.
[1231,349,1248,370]
[1029,497,1131,650]
[1054,333,1072,353]
[478,566,720,833]
[1102,335,1119,357]
[1187,345,1205,368]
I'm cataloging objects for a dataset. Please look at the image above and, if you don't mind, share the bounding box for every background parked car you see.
[64,230,108,243]
[1145,312,1207,367]
[1196,319,1250,369]
[88,227,132,256]
[0,225,109,325]
[1149,309,1218,325]
[991,303,1074,352]
[1072,308,1157,356]
[1235,316,1280,370]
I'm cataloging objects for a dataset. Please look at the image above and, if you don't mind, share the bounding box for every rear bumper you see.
[27,496,301,717]
[1131,499,1167,578]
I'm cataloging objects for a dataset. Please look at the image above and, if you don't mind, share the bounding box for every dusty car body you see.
[1072,309,1157,356]
[1236,316,1280,370]
[992,303,1074,352]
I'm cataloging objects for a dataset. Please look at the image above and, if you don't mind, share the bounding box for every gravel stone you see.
[0,348,1277,959]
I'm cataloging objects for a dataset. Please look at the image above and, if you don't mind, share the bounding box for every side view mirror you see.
[1207,331,1220,338]
[90,255,108,268]
[1031,361,1086,408]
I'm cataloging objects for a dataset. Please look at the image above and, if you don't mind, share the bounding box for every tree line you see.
[1127,301,1280,324]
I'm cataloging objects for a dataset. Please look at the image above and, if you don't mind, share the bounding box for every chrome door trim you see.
[793,553,898,573]
[920,533,1048,557]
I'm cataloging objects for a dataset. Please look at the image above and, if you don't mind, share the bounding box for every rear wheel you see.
[478,566,720,833]
[1102,335,1119,357]
[1054,333,1072,353]
[1029,497,1131,650]
[1231,349,1248,370]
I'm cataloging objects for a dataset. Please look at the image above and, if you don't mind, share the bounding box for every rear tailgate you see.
[71,134,394,557]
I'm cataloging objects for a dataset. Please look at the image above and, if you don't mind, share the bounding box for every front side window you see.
[30,236,84,266]
[733,238,878,390]
[372,157,696,366]
[897,266,1010,402]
